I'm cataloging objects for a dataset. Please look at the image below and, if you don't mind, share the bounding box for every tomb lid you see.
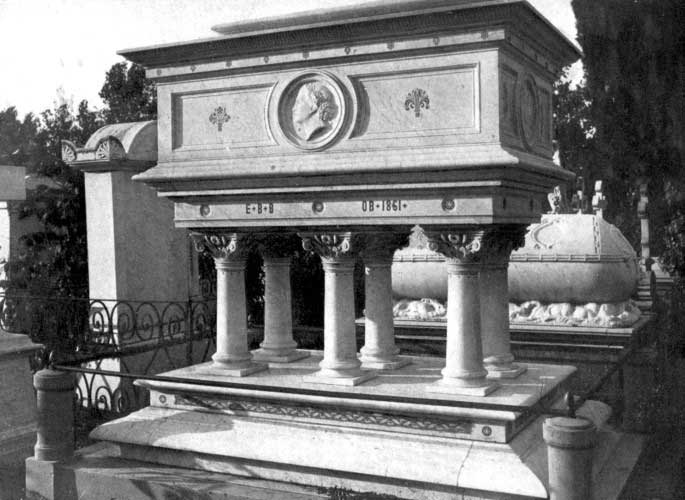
[118,0,580,70]
[61,120,157,173]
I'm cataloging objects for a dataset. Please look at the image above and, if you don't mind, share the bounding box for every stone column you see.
[543,417,597,500]
[253,237,309,363]
[360,233,410,370]
[424,231,498,396]
[191,232,267,376]
[300,232,375,386]
[480,228,527,378]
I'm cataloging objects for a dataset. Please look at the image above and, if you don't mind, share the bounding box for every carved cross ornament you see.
[209,106,231,132]
[404,88,430,118]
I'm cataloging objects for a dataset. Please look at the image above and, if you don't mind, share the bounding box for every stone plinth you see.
[0,332,41,464]
[90,355,576,499]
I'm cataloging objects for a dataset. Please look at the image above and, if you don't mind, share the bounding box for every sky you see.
[0,0,581,118]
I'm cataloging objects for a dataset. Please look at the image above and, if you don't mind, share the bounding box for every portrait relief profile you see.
[290,81,340,142]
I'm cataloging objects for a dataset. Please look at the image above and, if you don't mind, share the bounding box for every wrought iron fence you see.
[1,291,218,423]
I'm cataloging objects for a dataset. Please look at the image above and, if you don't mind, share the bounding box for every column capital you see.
[190,232,252,261]
[424,226,526,265]
[299,231,363,260]
[424,230,485,263]
[360,232,409,263]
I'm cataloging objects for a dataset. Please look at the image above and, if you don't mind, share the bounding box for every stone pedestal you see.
[252,247,309,363]
[192,233,266,376]
[0,333,41,465]
[301,233,374,386]
[33,369,75,462]
[543,417,597,500]
[360,234,410,370]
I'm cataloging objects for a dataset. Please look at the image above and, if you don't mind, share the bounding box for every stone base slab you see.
[302,369,376,386]
[200,362,268,377]
[361,356,412,371]
[427,379,500,397]
[487,364,527,379]
[252,348,311,363]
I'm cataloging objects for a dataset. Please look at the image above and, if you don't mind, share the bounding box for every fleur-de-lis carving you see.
[404,88,430,118]
[209,106,231,132]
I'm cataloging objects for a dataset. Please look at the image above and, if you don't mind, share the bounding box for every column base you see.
[204,362,268,377]
[360,356,412,371]
[426,379,500,397]
[252,349,310,363]
[486,364,527,379]
[303,370,377,386]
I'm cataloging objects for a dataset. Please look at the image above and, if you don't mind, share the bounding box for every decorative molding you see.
[95,138,126,161]
[174,395,473,435]
[209,106,231,132]
[299,232,360,259]
[404,88,430,118]
[190,232,251,260]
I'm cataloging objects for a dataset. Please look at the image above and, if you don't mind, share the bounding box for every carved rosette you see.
[95,138,126,161]
[299,232,362,260]
[60,141,77,163]
[190,232,252,260]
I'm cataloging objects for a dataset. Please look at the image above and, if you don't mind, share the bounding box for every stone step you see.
[26,443,328,500]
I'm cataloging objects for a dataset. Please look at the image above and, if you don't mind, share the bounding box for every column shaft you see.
[300,231,375,386]
[253,257,309,362]
[361,258,409,370]
[191,232,267,377]
[213,258,253,368]
[481,264,526,378]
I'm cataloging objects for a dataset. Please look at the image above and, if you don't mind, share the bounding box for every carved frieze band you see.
[299,232,363,259]
[209,106,231,132]
[174,395,472,435]
[404,88,430,118]
[190,232,251,260]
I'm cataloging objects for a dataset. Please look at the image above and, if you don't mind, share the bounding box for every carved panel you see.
[172,84,276,151]
[352,65,479,140]
[174,395,473,435]
[500,66,519,138]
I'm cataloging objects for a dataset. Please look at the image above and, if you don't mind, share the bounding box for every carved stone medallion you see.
[278,72,347,151]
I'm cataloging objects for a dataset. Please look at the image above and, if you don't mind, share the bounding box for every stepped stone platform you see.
[85,354,577,499]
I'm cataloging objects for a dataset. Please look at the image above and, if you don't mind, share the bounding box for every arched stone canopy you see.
[61,120,157,172]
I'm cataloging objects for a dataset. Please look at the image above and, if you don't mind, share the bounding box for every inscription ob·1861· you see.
[361,199,406,213]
